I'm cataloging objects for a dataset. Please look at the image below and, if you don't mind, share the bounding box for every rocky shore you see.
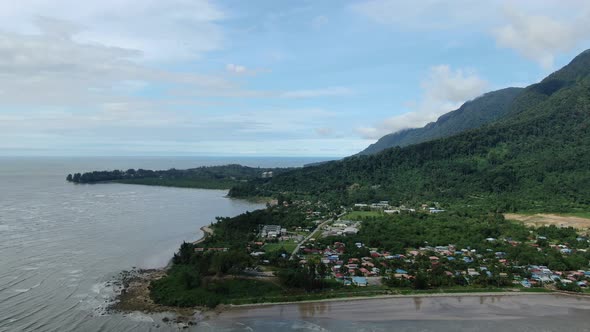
[107,225,219,327]
[108,268,214,328]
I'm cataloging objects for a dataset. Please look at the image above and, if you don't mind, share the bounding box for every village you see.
[236,199,590,292]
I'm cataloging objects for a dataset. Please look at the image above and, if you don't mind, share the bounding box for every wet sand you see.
[206,293,590,331]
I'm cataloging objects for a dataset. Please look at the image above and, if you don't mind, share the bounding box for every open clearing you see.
[344,210,384,220]
[505,213,590,230]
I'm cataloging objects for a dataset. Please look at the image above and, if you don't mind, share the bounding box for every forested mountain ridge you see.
[359,87,523,155]
[359,50,590,156]
[229,50,590,212]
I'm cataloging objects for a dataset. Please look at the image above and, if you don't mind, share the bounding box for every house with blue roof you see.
[352,276,368,286]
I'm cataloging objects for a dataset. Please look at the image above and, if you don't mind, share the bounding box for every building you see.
[352,276,368,286]
[344,227,359,235]
[261,225,283,238]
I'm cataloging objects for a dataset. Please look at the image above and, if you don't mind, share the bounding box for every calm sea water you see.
[2,157,590,332]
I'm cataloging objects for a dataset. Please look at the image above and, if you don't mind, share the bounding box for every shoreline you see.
[226,291,556,310]
[192,225,213,245]
[109,224,218,325]
[109,222,589,323]
[110,224,585,311]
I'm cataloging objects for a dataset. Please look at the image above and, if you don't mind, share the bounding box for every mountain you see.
[229,50,590,212]
[359,87,524,155]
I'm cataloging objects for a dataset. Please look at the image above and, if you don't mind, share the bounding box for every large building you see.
[261,225,284,238]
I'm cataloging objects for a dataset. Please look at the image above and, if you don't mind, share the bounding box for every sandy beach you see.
[193,226,213,245]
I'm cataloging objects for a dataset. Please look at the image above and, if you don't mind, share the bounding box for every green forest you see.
[228,51,590,213]
[66,164,290,190]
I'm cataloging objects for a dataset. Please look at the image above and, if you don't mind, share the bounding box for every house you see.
[352,276,368,286]
[344,227,359,235]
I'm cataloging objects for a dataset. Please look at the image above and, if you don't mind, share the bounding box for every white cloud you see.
[350,0,492,29]
[352,0,590,68]
[226,63,248,74]
[225,63,269,76]
[311,15,329,28]
[315,127,334,137]
[0,18,239,107]
[0,0,224,61]
[492,6,590,69]
[0,106,357,156]
[357,65,488,139]
[281,87,353,98]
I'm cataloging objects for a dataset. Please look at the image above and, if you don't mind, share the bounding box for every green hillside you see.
[229,50,590,212]
[359,87,523,155]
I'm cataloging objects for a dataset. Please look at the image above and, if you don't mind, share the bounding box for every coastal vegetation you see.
[148,201,590,308]
[66,164,289,190]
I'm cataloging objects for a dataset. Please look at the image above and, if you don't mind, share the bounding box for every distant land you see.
[66,164,290,190]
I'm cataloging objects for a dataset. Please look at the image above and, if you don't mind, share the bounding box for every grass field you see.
[263,242,297,254]
[344,210,384,220]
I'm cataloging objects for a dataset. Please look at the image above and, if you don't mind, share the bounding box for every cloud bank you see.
[357,65,488,139]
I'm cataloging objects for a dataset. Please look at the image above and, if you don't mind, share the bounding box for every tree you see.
[413,272,429,290]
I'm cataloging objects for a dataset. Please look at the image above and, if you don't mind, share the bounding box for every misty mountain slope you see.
[359,87,523,155]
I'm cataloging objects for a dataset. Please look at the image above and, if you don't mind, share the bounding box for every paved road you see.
[289,211,347,260]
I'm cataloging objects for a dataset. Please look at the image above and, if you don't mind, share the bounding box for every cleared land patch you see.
[505,213,590,230]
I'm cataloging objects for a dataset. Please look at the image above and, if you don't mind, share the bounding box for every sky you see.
[1,0,590,157]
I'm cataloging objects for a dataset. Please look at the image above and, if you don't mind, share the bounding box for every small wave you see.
[20,267,39,271]
[86,280,123,316]
[291,321,330,332]
[14,288,30,293]
[125,312,155,323]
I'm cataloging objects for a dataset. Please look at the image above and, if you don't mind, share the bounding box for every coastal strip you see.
[110,225,216,317]
[225,291,553,310]
[193,226,213,245]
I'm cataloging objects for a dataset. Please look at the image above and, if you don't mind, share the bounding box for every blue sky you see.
[1,0,589,157]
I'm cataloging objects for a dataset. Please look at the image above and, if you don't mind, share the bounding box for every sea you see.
[1,156,590,332]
